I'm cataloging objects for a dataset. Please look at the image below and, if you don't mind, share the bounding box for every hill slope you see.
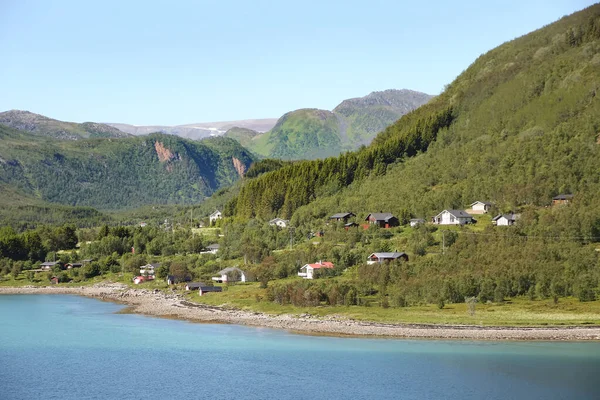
[0,125,256,209]
[245,89,432,160]
[0,110,131,140]
[226,4,600,229]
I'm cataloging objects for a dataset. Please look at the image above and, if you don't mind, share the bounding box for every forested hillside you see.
[243,89,432,160]
[0,110,131,139]
[227,4,600,225]
[0,125,256,209]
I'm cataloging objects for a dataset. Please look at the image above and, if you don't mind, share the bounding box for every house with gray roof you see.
[367,252,409,264]
[433,210,474,225]
[492,213,520,226]
[365,213,399,228]
[330,212,356,222]
[212,267,249,283]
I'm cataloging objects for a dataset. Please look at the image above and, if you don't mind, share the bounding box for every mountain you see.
[223,127,261,148]
[243,89,432,160]
[226,4,600,231]
[0,110,131,140]
[108,118,278,140]
[0,124,256,209]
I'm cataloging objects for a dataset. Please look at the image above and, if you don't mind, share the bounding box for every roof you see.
[410,218,425,222]
[437,209,473,218]
[40,262,59,267]
[269,218,289,224]
[303,261,334,269]
[330,212,355,219]
[365,213,396,221]
[492,213,520,221]
[142,263,160,269]
[217,267,245,275]
[344,222,359,227]
[210,210,222,216]
[369,252,408,259]
[207,244,220,250]
[553,194,573,200]
[186,282,206,289]
[200,286,222,292]
[470,201,492,206]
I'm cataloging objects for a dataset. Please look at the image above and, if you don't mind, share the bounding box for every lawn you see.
[186,281,600,326]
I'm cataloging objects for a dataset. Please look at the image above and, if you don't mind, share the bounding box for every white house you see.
[209,210,222,224]
[492,213,520,226]
[298,261,334,279]
[470,201,492,214]
[212,267,247,283]
[139,263,160,278]
[367,252,409,264]
[269,218,289,228]
[200,243,220,255]
[433,210,473,225]
[409,218,425,227]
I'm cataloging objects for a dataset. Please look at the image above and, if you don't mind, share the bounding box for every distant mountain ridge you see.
[238,89,432,160]
[0,110,131,140]
[108,118,278,140]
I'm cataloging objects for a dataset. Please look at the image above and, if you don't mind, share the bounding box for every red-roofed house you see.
[298,261,334,279]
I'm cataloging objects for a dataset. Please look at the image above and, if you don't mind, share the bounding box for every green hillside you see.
[228,4,600,224]
[0,125,256,209]
[223,127,261,148]
[244,90,432,160]
[0,110,131,139]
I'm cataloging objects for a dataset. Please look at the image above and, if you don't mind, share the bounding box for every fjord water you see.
[1,295,599,400]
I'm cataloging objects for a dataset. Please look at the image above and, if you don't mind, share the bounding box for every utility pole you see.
[442,230,445,255]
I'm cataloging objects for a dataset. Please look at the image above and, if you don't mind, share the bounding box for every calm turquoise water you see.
[1,295,599,400]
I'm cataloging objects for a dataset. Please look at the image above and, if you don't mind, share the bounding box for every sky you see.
[0,0,596,125]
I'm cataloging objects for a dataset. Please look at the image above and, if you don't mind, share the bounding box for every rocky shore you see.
[2,284,600,340]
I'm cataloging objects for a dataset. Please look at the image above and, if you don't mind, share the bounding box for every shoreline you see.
[2,284,600,341]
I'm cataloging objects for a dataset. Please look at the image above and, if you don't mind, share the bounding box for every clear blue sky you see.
[0,0,595,125]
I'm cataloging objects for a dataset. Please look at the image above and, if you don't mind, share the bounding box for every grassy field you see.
[186,281,600,326]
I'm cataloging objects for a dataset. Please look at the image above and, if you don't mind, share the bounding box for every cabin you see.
[202,244,220,254]
[139,263,160,278]
[492,213,520,226]
[298,261,334,279]
[552,194,573,206]
[469,201,492,214]
[167,274,192,285]
[330,212,356,222]
[212,267,248,283]
[199,286,223,296]
[367,252,409,264]
[185,282,206,291]
[269,218,289,228]
[409,218,425,227]
[432,210,474,225]
[40,262,62,271]
[50,276,60,285]
[365,213,399,228]
[209,210,222,224]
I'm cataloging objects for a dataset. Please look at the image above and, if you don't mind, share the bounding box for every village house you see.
[212,267,248,283]
[367,252,409,264]
[469,201,493,214]
[433,210,474,225]
[167,274,191,285]
[199,286,223,296]
[209,210,222,224]
[40,261,61,271]
[330,212,356,222]
[409,218,426,227]
[552,194,573,206]
[492,213,520,226]
[199,243,220,255]
[269,218,289,228]
[298,261,334,279]
[344,222,359,230]
[365,213,399,228]
[66,259,92,269]
[139,263,160,278]
[185,282,206,291]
